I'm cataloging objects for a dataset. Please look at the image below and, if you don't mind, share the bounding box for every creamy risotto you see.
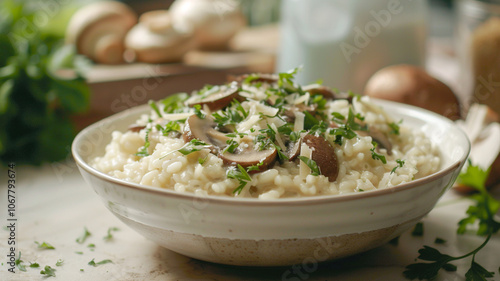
[92,70,440,199]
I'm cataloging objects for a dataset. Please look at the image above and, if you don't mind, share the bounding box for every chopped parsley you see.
[404,163,500,280]
[223,139,239,154]
[193,104,205,119]
[160,93,189,113]
[15,252,26,272]
[136,120,152,157]
[40,265,56,277]
[227,164,252,194]
[35,241,55,250]
[149,100,163,118]
[29,262,40,268]
[391,159,405,174]
[76,227,91,244]
[103,227,120,241]
[389,120,402,135]
[298,156,320,176]
[411,222,424,237]
[370,143,387,164]
[88,258,113,267]
[56,259,64,266]
[177,140,211,155]
[156,121,180,136]
[434,238,446,244]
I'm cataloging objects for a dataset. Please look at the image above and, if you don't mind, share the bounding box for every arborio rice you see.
[92,70,440,199]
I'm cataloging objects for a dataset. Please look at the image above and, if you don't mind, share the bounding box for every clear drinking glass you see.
[276,0,428,94]
[456,0,500,115]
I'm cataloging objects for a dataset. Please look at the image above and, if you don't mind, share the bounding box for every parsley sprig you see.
[403,162,499,280]
[298,156,320,176]
[227,164,252,195]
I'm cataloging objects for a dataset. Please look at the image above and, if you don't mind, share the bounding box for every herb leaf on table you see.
[403,162,500,280]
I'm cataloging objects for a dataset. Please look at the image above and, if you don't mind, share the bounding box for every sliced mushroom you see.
[357,128,393,155]
[128,124,146,132]
[303,134,339,182]
[66,1,137,64]
[186,85,243,111]
[183,115,229,151]
[220,145,277,171]
[303,85,353,102]
[283,104,317,122]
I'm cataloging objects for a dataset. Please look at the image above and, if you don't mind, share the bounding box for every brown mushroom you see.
[220,145,277,171]
[357,128,393,155]
[303,134,339,182]
[183,115,229,151]
[65,1,137,64]
[363,65,461,120]
[183,115,277,170]
[128,124,146,132]
[125,10,196,63]
[186,85,243,111]
[303,84,353,102]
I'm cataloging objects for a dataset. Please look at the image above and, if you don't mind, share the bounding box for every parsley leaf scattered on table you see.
[29,262,40,268]
[40,265,56,277]
[15,252,26,272]
[88,258,113,267]
[56,259,64,266]
[76,227,92,244]
[403,162,500,280]
[411,222,424,237]
[103,227,120,241]
[35,241,55,250]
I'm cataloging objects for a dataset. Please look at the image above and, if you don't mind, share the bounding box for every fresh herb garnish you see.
[35,241,55,250]
[434,238,446,244]
[298,156,321,176]
[391,159,405,174]
[149,100,163,118]
[160,93,188,113]
[56,259,64,266]
[227,164,252,195]
[16,252,26,272]
[389,120,402,135]
[411,222,424,237]
[87,243,95,250]
[404,163,499,280]
[331,112,346,123]
[103,227,120,241]
[370,143,387,164]
[136,121,152,157]
[193,104,205,119]
[76,227,91,244]
[88,258,113,267]
[40,265,56,277]
[247,162,264,172]
[223,139,239,154]
[177,139,211,156]
[303,111,319,130]
[156,121,181,136]
[30,262,40,268]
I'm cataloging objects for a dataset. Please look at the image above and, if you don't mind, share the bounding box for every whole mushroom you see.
[125,10,196,63]
[66,1,137,64]
[363,65,462,120]
[169,0,246,50]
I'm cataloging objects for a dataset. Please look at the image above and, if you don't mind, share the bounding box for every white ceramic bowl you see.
[72,99,470,266]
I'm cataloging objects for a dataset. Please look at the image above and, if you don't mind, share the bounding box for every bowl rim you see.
[72,98,470,206]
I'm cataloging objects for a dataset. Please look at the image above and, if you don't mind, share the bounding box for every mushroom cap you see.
[169,0,246,50]
[363,65,461,120]
[186,84,242,111]
[66,1,137,64]
[125,10,196,63]
[303,134,339,182]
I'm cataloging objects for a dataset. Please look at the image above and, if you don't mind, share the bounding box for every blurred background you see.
[1,0,498,166]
